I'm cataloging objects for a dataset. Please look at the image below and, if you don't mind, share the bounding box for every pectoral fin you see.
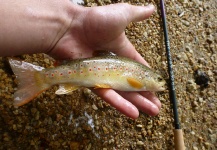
[55,84,79,95]
[127,77,143,89]
[94,84,111,89]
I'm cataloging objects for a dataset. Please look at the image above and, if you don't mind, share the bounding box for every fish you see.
[9,52,166,107]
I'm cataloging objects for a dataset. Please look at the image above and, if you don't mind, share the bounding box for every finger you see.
[93,89,139,119]
[118,91,160,116]
[139,91,161,109]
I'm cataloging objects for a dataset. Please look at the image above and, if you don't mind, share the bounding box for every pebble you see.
[198,97,203,103]
[35,111,40,120]
[102,126,109,134]
[177,52,188,61]
[70,142,80,149]
[56,114,63,121]
[147,124,153,130]
[178,11,185,17]
[44,58,50,64]
[193,146,198,150]
[31,108,37,115]
[204,142,211,149]
[186,80,197,92]
[12,124,17,130]
[86,143,92,150]
[210,134,217,144]
[108,138,114,144]
[92,104,98,110]
[181,20,190,27]
[137,141,144,146]
[178,0,187,3]
[138,135,143,140]
[136,124,143,128]
[194,70,209,87]
[38,128,46,133]
[207,70,213,76]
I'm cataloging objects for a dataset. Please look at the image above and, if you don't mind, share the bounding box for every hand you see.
[0,1,160,119]
[49,3,160,119]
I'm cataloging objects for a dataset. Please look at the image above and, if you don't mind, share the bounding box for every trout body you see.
[9,55,166,106]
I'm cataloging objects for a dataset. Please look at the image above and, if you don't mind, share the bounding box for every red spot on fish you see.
[68,71,72,74]
[51,73,54,77]
[74,70,76,73]
[80,71,83,73]
[94,66,96,68]
[98,68,100,70]
[89,69,92,71]
[106,68,108,70]
[60,73,63,76]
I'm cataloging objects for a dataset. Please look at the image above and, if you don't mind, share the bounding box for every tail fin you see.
[9,58,50,107]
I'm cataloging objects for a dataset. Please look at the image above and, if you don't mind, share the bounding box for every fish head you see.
[142,73,166,91]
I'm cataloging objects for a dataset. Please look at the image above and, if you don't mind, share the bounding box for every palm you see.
[49,3,160,119]
[51,4,130,59]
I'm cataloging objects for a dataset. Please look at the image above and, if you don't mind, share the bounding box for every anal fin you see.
[55,84,79,95]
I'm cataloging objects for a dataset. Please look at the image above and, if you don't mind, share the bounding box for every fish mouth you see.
[157,81,166,91]
[158,86,166,91]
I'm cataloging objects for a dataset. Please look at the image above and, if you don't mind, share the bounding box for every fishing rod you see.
[159,0,185,149]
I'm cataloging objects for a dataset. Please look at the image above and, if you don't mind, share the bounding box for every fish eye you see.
[158,77,163,81]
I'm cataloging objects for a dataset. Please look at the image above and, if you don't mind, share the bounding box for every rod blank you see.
[159,0,185,149]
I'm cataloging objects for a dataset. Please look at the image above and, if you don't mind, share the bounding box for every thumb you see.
[124,4,155,22]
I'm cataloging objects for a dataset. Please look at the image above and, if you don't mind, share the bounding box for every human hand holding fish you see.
[1,0,165,119]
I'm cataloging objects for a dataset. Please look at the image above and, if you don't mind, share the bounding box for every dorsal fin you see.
[93,51,116,57]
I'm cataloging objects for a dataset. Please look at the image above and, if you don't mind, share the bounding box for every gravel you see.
[0,0,216,149]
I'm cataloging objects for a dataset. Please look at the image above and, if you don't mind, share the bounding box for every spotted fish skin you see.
[9,55,166,106]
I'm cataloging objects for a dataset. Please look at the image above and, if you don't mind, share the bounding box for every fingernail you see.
[147,4,155,10]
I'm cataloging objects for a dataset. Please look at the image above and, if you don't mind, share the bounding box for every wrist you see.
[0,0,81,56]
[44,2,82,54]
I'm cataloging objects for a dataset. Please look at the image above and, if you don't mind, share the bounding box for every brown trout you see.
[9,54,166,106]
